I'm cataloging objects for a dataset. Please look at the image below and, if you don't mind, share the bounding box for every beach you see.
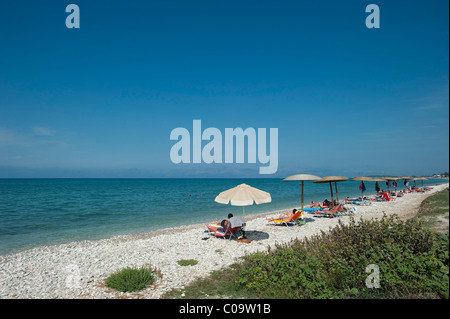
[0,182,448,299]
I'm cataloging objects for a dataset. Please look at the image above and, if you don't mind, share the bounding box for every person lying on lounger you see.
[377,190,391,201]
[310,201,326,208]
[274,209,297,220]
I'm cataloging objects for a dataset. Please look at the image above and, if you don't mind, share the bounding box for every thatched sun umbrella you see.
[383,177,400,192]
[314,176,348,206]
[351,176,374,199]
[399,176,413,190]
[371,177,387,193]
[414,177,428,187]
[283,174,322,213]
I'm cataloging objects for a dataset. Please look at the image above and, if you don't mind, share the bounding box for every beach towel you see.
[229,216,243,229]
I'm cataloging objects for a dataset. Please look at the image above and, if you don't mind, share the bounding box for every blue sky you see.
[0,0,448,178]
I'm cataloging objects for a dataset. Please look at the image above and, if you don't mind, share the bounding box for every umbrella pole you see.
[301,181,304,212]
[329,182,334,207]
[334,182,339,203]
[361,182,364,199]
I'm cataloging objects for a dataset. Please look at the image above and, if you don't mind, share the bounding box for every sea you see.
[0,178,446,256]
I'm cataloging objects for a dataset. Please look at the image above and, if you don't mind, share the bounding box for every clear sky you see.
[0,0,448,178]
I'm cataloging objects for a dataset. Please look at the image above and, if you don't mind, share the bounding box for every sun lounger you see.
[314,204,355,218]
[370,192,393,202]
[207,216,245,240]
[343,197,372,206]
[316,204,342,218]
[337,206,356,216]
[212,221,232,238]
[267,209,303,226]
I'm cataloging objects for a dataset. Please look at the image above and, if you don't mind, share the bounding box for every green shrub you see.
[235,215,449,299]
[105,266,157,292]
[177,259,198,266]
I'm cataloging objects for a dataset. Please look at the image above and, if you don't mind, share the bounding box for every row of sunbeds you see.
[205,186,434,239]
[342,186,433,206]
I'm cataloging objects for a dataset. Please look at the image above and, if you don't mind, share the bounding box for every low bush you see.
[177,259,198,266]
[235,215,449,299]
[105,265,157,293]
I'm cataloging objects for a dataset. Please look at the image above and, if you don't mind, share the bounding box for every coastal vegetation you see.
[177,259,199,266]
[105,265,158,293]
[418,188,449,233]
[164,190,449,299]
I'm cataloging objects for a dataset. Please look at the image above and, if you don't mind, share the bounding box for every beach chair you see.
[210,216,245,240]
[315,204,345,218]
[351,199,371,206]
[228,216,245,240]
[370,192,391,202]
[212,220,232,239]
[267,209,303,226]
[336,205,356,216]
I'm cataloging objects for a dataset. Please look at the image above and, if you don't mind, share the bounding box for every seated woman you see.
[206,213,233,233]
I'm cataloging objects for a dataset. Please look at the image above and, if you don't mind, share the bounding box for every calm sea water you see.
[0,178,445,255]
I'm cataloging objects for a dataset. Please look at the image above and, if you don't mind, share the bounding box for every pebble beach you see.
[0,183,448,299]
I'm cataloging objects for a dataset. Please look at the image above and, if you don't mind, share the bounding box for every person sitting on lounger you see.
[292,208,303,221]
[217,213,233,231]
[323,199,332,207]
[275,209,296,220]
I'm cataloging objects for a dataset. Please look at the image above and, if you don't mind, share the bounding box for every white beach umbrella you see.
[283,174,322,213]
[214,183,272,220]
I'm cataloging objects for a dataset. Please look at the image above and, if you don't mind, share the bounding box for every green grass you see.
[177,259,199,266]
[105,266,157,293]
[418,188,449,233]
[163,264,248,299]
